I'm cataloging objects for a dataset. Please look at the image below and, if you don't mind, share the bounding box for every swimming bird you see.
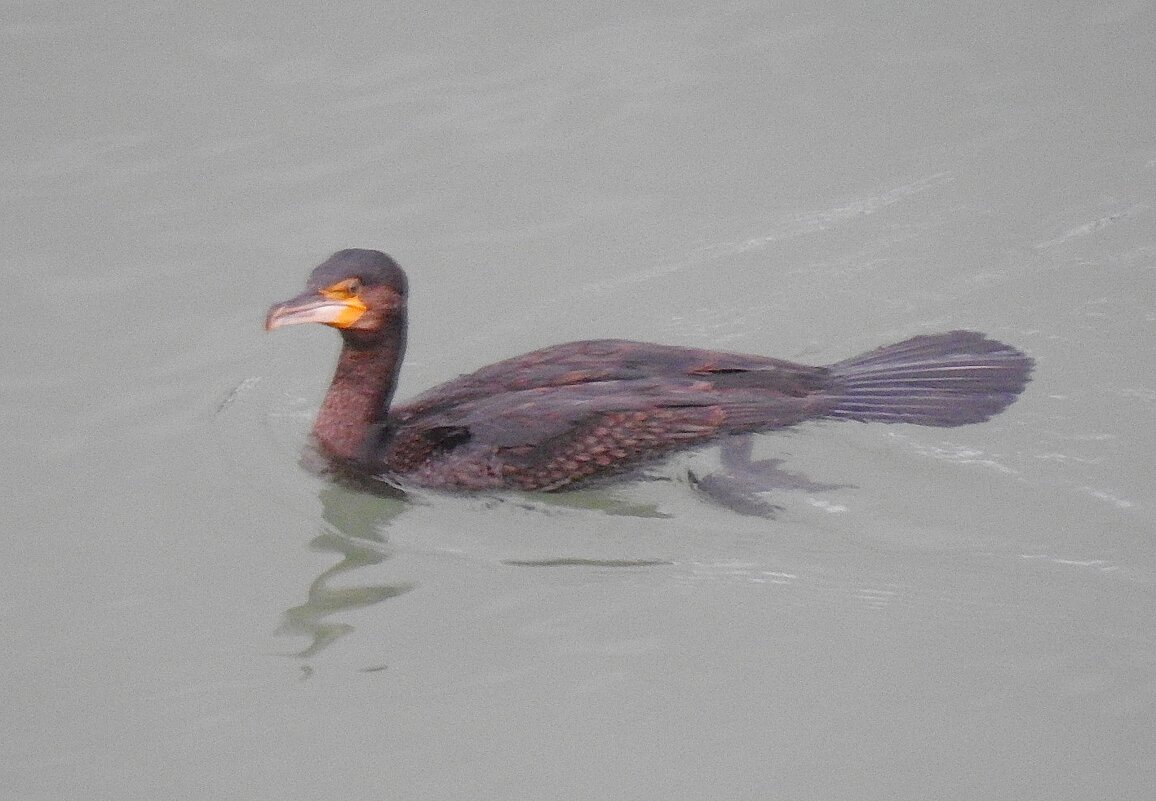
[265,249,1033,493]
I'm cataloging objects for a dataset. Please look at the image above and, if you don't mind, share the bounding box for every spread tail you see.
[822,331,1033,427]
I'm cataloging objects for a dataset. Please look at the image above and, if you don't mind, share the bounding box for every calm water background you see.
[4,2,1154,799]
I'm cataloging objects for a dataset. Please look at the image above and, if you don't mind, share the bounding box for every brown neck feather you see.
[312,316,406,465]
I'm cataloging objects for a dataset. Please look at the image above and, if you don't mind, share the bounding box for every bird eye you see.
[321,279,362,301]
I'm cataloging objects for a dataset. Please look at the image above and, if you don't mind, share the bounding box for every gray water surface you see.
[4,2,1155,799]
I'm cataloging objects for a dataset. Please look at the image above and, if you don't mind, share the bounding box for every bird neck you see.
[313,318,406,466]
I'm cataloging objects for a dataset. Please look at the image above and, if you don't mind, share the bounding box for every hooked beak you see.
[264,291,368,331]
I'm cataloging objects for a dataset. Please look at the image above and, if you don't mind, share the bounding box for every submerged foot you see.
[689,436,852,517]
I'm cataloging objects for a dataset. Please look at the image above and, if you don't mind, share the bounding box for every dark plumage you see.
[266,249,1034,492]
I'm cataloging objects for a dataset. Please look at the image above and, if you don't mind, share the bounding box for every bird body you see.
[266,250,1033,493]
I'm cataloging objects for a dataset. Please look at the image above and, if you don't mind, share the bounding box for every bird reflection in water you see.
[277,483,413,660]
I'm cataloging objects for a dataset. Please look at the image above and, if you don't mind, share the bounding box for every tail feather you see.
[822,331,1033,427]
